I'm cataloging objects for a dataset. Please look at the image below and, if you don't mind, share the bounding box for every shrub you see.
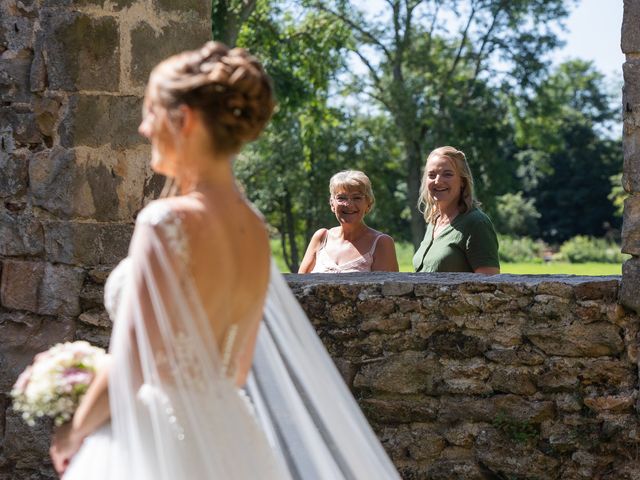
[556,236,626,263]
[493,192,541,237]
[498,235,546,263]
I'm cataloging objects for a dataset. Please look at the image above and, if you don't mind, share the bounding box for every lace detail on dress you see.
[311,234,383,273]
[137,202,189,266]
[104,258,132,321]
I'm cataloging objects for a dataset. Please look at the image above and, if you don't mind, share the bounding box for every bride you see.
[49,42,400,479]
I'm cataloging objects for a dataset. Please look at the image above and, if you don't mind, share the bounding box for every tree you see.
[233,3,353,270]
[307,0,573,246]
[211,0,260,45]
[493,191,540,237]
[513,60,622,242]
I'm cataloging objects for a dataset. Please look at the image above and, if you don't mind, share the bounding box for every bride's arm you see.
[50,355,112,475]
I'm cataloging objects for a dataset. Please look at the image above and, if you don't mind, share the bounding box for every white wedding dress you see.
[63,200,400,480]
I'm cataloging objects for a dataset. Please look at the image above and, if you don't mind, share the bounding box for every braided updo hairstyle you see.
[149,41,275,154]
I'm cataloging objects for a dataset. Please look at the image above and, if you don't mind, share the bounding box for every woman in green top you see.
[412,146,500,274]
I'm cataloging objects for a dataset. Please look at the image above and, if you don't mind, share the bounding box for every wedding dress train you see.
[63,201,399,479]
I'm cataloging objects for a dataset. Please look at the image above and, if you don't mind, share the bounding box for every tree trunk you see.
[283,189,300,272]
[211,0,258,46]
[406,140,425,248]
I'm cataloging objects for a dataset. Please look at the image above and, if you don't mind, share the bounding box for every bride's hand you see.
[50,422,84,476]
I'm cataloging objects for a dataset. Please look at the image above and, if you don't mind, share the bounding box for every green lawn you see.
[271,239,622,276]
[500,262,621,276]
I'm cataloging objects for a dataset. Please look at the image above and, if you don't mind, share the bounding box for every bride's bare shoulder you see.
[136,197,205,226]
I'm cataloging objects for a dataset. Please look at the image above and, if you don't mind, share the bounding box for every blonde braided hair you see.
[149,41,275,154]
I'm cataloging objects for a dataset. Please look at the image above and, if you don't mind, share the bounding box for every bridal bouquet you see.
[11,341,107,427]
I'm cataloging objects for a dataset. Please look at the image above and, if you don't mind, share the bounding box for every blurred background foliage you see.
[213,0,624,272]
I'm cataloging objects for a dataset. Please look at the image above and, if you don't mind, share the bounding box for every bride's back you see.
[174,190,270,382]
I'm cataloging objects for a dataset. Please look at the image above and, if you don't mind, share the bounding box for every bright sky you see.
[552,0,624,80]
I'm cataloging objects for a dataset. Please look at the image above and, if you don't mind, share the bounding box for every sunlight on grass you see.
[500,262,621,276]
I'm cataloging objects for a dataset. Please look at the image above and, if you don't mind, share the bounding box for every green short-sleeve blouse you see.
[412,208,500,273]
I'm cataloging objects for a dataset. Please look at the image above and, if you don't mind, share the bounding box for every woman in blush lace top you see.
[298,170,399,273]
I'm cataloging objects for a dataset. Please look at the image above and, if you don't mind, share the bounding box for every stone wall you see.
[1,1,639,480]
[2,272,638,479]
[0,1,211,478]
[621,0,640,309]
[289,273,640,480]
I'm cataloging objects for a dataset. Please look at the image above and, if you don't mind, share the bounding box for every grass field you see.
[272,239,622,275]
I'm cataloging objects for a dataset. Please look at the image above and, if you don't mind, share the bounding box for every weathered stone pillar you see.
[621,0,640,310]
[0,1,211,477]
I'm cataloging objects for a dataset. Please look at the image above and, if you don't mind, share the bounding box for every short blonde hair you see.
[329,170,375,212]
[418,146,479,224]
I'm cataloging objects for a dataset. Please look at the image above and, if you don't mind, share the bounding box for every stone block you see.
[529,293,572,320]
[353,351,438,394]
[44,221,132,265]
[489,366,537,396]
[0,107,42,146]
[75,322,111,349]
[59,95,144,149]
[0,260,44,312]
[536,358,579,392]
[3,409,53,471]
[30,146,148,220]
[359,396,439,424]
[0,312,75,391]
[79,282,105,310]
[622,195,640,254]
[0,14,34,52]
[475,429,559,478]
[620,257,640,312]
[39,263,84,316]
[29,146,93,217]
[427,331,486,359]
[583,394,635,414]
[357,297,396,316]
[379,424,445,463]
[536,281,575,298]
[0,131,29,197]
[328,302,357,326]
[425,459,485,480]
[130,20,211,88]
[574,279,618,301]
[580,358,636,389]
[155,0,210,16]
[484,347,545,366]
[1,260,85,315]
[524,322,623,357]
[360,313,411,333]
[443,423,486,448]
[438,395,554,424]
[380,281,414,296]
[33,96,62,139]
[0,53,32,103]
[623,0,640,54]
[438,358,492,395]
[0,210,44,256]
[39,11,119,91]
[623,60,640,115]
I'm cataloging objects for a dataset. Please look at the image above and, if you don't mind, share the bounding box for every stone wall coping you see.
[285,272,621,286]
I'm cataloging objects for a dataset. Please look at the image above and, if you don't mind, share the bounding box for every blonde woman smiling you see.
[413,146,500,274]
[299,170,399,273]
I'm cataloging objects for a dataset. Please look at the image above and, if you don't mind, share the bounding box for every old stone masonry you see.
[1,1,640,479]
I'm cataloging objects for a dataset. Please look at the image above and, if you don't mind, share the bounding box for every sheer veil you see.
[248,263,401,479]
[70,201,399,479]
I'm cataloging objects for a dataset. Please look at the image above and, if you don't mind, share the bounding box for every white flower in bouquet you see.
[11,341,107,427]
